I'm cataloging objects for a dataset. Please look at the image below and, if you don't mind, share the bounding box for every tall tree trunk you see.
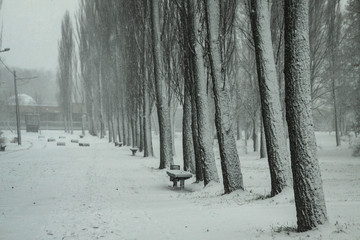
[117,110,122,143]
[122,103,128,146]
[136,110,141,150]
[143,88,154,157]
[260,118,267,159]
[191,95,204,182]
[332,79,340,146]
[64,116,68,133]
[203,0,244,193]
[90,101,97,136]
[284,0,328,231]
[170,102,177,156]
[108,116,112,143]
[179,0,201,177]
[252,118,258,152]
[110,110,116,143]
[327,0,341,146]
[183,86,196,173]
[192,0,219,185]
[250,0,290,195]
[150,0,173,168]
[69,103,73,134]
[139,108,144,152]
[236,117,241,140]
[98,64,105,139]
[131,118,136,147]
[128,116,132,146]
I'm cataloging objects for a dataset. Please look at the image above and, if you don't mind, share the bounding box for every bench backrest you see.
[170,165,180,170]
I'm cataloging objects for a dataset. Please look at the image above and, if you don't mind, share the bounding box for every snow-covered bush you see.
[352,141,360,157]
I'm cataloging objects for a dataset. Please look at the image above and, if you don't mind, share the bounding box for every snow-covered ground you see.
[0,130,359,240]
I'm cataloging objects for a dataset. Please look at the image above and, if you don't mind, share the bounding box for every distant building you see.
[1,93,86,130]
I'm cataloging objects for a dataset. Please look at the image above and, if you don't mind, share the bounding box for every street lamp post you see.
[0,48,19,144]
[13,71,21,145]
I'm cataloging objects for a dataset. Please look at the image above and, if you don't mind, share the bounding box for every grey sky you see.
[1,0,349,73]
[1,0,79,72]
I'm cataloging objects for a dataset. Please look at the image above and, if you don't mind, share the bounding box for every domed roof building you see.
[2,93,85,131]
[7,94,37,106]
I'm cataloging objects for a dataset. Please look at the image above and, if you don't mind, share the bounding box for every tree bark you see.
[117,110,122,143]
[327,0,341,147]
[143,87,154,157]
[284,0,328,231]
[204,0,243,193]
[260,118,267,159]
[188,94,203,182]
[250,0,291,195]
[150,0,173,168]
[236,117,241,140]
[183,86,196,173]
[192,0,219,185]
[252,118,258,152]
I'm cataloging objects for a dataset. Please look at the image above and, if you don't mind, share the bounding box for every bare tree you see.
[191,0,219,184]
[203,0,243,193]
[150,0,173,168]
[57,11,75,134]
[327,0,342,146]
[250,0,290,196]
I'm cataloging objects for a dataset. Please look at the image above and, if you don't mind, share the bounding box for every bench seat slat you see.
[166,170,192,178]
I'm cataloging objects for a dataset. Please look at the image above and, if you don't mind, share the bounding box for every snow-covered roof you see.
[8,94,37,106]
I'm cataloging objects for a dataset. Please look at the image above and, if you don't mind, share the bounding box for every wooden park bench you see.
[166,165,192,189]
[79,142,90,147]
[47,138,56,142]
[71,139,79,143]
[130,147,138,156]
[57,142,66,146]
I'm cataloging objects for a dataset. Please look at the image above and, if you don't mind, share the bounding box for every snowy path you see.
[1,131,360,239]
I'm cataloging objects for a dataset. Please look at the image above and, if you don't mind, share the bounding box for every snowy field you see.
[0,130,359,240]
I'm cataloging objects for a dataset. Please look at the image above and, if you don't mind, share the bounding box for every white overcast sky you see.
[1,0,79,72]
[0,0,349,73]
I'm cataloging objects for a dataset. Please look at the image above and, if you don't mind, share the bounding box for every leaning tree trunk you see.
[204,0,243,193]
[192,0,219,185]
[284,0,328,232]
[250,0,291,196]
[150,0,173,169]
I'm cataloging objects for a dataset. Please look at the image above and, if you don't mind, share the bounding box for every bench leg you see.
[180,180,185,189]
[173,180,178,187]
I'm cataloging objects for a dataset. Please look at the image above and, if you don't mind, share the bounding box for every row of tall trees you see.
[56,0,360,232]
[57,11,75,133]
